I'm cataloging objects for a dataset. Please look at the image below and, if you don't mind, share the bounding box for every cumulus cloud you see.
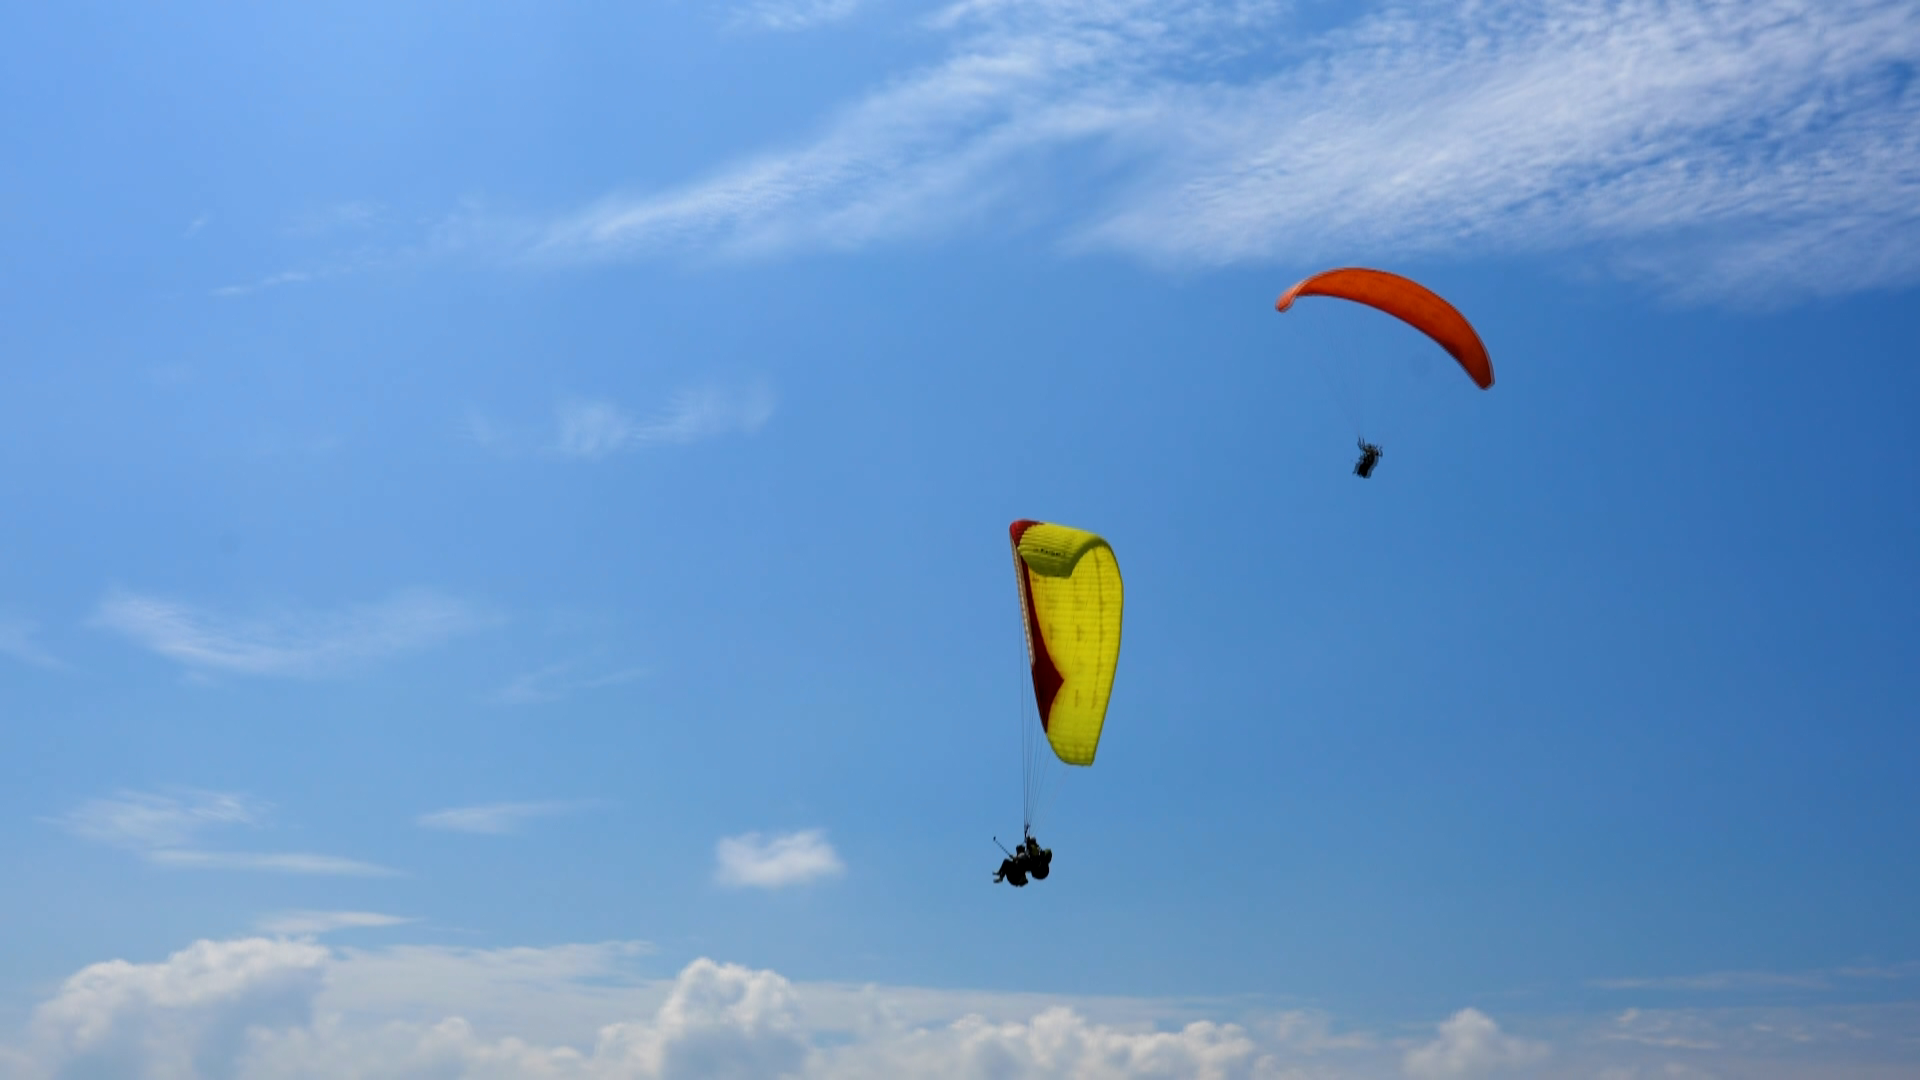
[4,941,1276,1080]
[50,789,399,878]
[1402,1008,1549,1078]
[715,829,847,889]
[255,911,416,936]
[416,800,597,835]
[592,958,810,1078]
[553,384,776,460]
[4,936,1920,1079]
[25,937,328,1080]
[91,587,496,679]
[517,0,1920,301]
[844,1007,1265,1080]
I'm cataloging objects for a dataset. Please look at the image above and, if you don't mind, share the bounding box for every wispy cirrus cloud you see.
[53,789,267,850]
[1594,971,1835,993]
[729,0,868,33]
[1603,1006,1727,1051]
[148,851,398,877]
[715,828,846,888]
[0,615,66,670]
[416,801,598,836]
[1592,962,1919,994]
[289,200,385,236]
[256,911,417,936]
[522,0,1920,300]
[460,384,774,461]
[49,789,399,878]
[488,659,650,705]
[553,383,776,459]
[91,588,497,679]
[210,268,320,298]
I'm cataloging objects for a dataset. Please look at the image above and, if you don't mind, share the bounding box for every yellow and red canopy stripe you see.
[1010,519,1123,766]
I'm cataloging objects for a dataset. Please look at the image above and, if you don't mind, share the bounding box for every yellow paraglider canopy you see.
[1010,519,1123,767]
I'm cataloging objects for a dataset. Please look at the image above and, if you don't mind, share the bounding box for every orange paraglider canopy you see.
[1276,267,1494,389]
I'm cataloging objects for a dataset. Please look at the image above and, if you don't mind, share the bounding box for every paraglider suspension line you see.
[1016,659,1062,836]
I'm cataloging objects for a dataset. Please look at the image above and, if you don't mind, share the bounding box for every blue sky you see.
[3,1,1919,1077]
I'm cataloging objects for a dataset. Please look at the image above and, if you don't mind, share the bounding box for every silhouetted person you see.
[1024,834,1052,880]
[992,831,1055,887]
[1354,438,1383,478]
[993,852,1029,886]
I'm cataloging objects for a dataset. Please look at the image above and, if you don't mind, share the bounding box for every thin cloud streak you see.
[52,790,267,850]
[552,384,775,460]
[211,269,317,297]
[145,850,400,876]
[289,200,385,236]
[460,386,773,460]
[415,801,597,835]
[51,789,398,878]
[91,588,497,679]
[0,616,67,670]
[730,0,867,33]
[523,0,1920,300]
[1592,963,1919,993]
[257,911,417,936]
[489,660,650,705]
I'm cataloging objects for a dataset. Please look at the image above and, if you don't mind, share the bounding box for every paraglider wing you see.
[1009,520,1123,767]
[1275,267,1494,389]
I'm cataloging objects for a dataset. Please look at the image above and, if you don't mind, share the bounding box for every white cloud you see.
[91,587,496,679]
[461,406,512,449]
[256,911,416,937]
[489,660,650,705]
[715,829,847,889]
[52,790,267,850]
[145,850,399,877]
[183,213,210,238]
[1593,970,1834,993]
[289,200,385,235]
[553,384,776,460]
[1590,963,1920,995]
[519,0,1920,300]
[25,937,328,1080]
[1260,1009,1375,1055]
[1402,1008,1549,1079]
[5,936,1920,1079]
[51,789,399,879]
[416,801,596,835]
[210,268,317,298]
[731,0,868,33]
[0,616,65,671]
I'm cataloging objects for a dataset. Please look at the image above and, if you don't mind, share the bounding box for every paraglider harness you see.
[991,832,1052,887]
[1353,438,1383,479]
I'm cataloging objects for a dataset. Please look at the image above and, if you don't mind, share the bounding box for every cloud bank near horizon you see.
[6,936,1918,1079]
